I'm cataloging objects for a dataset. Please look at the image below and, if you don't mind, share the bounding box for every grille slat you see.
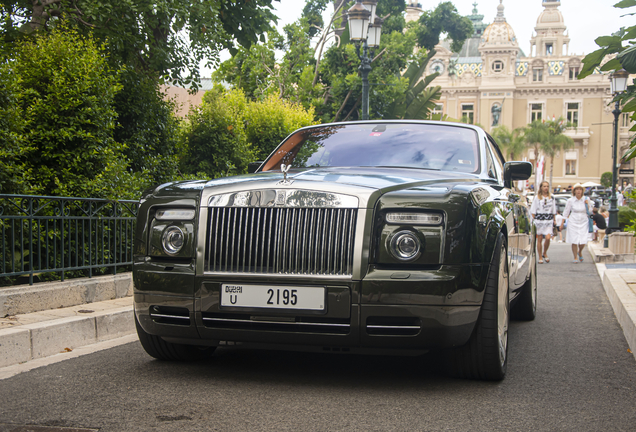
[207,207,357,276]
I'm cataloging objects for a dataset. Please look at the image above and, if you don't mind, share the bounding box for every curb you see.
[0,300,134,368]
[594,262,636,362]
[0,273,133,317]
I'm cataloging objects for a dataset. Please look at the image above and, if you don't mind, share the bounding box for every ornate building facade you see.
[406,0,634,187]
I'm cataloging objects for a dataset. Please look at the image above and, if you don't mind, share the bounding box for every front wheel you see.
[446,233,509,381]
[135,314,216,361]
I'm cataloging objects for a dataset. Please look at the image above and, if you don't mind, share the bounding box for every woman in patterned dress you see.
[530,181,556,264]
[562,183,594,263]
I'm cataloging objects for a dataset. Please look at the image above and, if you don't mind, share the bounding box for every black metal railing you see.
[0,195,139,285]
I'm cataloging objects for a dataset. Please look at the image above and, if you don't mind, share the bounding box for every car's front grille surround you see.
[206,207,357,276]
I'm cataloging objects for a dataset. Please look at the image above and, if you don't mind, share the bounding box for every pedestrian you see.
[617,190,625,207]
[555,210,564,242]
[562,183,594,263]
[530,181,556,264]
[592,207,606,242]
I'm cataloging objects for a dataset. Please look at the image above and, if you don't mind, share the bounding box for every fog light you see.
[162,226,185,255]
[389,231,421,261]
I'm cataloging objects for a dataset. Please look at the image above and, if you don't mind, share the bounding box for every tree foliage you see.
[1,27,131,198]
[491,125,525,161]
[580,0,636,160]
[0,0,280,89]
[213,0,472,123]
[415,1,474,52]
[179,87,316,178]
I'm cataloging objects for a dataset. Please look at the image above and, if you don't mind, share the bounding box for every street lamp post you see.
[605,69,630,248]
[346,0,382,121]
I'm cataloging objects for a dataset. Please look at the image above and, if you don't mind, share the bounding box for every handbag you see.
[585,199,594,233]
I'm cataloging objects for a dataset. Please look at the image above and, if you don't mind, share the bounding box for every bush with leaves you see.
[245,95,318,160]
[2,27,148,199]
[0,61,28,194]
[180,88,255,179]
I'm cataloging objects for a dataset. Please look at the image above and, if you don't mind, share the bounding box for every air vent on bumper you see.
[150,306,191,326]
[366,317,421,336]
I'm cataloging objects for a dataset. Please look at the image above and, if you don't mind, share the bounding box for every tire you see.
[446,233,509,381]
[135,314,216,361]
[512,249,537,321]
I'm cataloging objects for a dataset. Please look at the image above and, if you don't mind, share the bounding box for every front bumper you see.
[134,262,487,351]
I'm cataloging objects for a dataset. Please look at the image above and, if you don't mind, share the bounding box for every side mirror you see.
[503,161,532,189]
[248,161,264,174]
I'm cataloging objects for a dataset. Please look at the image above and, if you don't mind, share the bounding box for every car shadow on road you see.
[131,322,529,390]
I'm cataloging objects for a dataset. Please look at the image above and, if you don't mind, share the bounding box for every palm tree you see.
[542,117,575,188]
[385,52,442,120]
[491,125,526,161]
[523,120,549,192]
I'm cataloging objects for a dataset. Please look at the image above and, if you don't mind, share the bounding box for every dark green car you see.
[133,121,536,381]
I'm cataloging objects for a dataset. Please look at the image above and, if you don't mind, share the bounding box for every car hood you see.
[152,167,484,208]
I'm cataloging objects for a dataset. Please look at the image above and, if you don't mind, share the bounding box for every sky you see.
[204,0,629,76]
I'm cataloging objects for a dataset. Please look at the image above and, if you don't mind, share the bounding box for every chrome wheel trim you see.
[497,246,510,367]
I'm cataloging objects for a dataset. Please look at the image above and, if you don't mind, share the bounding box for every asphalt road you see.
[1,243,635,432]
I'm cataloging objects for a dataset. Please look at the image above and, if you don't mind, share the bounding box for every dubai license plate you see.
[220,284,326,310]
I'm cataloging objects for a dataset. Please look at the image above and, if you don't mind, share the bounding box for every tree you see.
[541,118,575,188]
[2,27,142,198]
[579,0,636,160]
[0,0,280,89]
[601,171,613,187]
[491,125,526,161]
[384,51,441,120]
[415,2,474,52]
[179,87,317,178]
[213,0,472,123]
[523,121,549,192]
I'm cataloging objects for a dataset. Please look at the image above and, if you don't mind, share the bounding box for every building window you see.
[461,104,474,124]
[566,103,579,127]
[622,113,631,128]
[531,104,543,122]
[533,68,543,82]
[565,151,577,176]
[492,60,504,73]
[546,43,553,55]
[569,67,579,80]
[430,103,443,119]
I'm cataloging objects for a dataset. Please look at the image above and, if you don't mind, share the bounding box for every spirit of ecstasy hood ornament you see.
[277,164,294,186]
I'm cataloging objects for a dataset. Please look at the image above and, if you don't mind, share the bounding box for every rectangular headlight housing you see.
[155,209,196,221]
[386,212,443,225]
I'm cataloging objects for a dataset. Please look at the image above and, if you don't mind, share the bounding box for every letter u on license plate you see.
[220,284,325,310]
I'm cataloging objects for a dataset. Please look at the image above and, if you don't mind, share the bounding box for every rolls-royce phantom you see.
[133,121,536,381]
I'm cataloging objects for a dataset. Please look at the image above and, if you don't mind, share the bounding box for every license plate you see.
[220,284,325,310]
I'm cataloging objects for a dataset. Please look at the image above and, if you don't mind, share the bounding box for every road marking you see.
[0,334,138,381]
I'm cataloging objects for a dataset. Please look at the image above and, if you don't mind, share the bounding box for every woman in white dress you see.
[530,181,556,263]
[562,183,594,263]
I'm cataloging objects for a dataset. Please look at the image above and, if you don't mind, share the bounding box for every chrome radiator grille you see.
[206,207,357,275]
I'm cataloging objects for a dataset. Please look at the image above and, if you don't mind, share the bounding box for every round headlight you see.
[389,231,421,261]
[162,226,185,255]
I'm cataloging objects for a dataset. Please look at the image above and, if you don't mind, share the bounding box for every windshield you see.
[261,123,480,174]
